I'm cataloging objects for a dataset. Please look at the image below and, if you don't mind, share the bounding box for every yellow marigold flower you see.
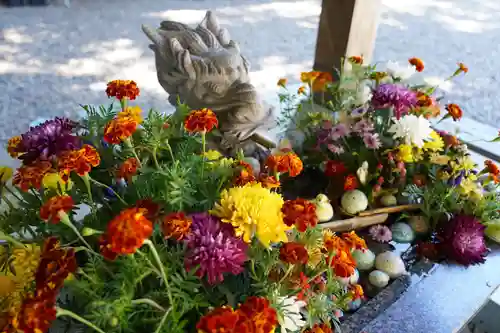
[7,136,22,158]
[42,172,73,193]
[118,105,143,124]
[429,154,450,165]
[0,166,13,183]
[423,131,444,151]
[210,183,290,247]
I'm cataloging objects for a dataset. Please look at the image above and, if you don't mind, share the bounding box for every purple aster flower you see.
[330,123,350,140]
[327,144,345,154]
[19,117,80,164]
[363,133,382,149]
[353,119,375,135]
[184,213,248,285]
[371,83,418,119]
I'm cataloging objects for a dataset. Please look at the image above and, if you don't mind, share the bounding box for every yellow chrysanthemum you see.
[210,183,290,247]
[458,175,483,201]
[118,105,143,124]
[423,131,444,151]
[451,156,476,172]
[397,145,423,163]
[42,172,73,193]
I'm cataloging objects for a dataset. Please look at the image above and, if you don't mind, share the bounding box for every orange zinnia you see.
[39,195,74,224]
[116,157,139,181]
[184,108,219,133]
[348,55,364,65]
[161,212,192,241]
[103,117,138,144]
[13,161,52,192]
[107,208,153,255]
[58,144,100,179]
[282,198,318,232]
[445,103,463,121]
[7,135,22,158]
[105,80,140,100]
[409,57,424,72]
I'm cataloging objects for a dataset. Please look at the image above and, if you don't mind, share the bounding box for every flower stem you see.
[1,194,15,210]
[80,173,93,203]
[164,140,175,162]
[143,239,176,315]
[152,147,161,170]
[154,306,172,333]
[88,177,127,206]
[124,138,143,168]
[278,264,295,285]
[56,307,106,333]
[131,298,166,312]
[58,211,98,256]
[0,231,26,248]
[201,131,206,179]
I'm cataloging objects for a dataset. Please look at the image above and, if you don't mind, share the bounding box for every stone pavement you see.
[1,0,500,147]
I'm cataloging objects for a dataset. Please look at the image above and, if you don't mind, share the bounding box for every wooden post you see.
[313,0,382,75]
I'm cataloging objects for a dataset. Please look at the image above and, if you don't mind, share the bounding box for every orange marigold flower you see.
[107,208,153,255]
[277,78,287,87]
[409,57,424,72]
[348,55,364,65]
[118,105,143,124]
[265,153,303,177]
[303,323,334,333]
[103,117,138,144]
[344,174,359,191]
[416,91,433,108]
[184,108,219,133]
[312,72,333,92]
[446,103,463,121]
[13,160,52,191]
[279,242,309,264]
[11,295,57,333]
[323,230,349,253]
[329,250,356,277]
[58,144,100,179]
[106,80,140,100]
[234,169,256,187]
[116,157,139,181]
[297,86,306,95]
[196,307,240,333]
[342,231,367,250]
[282,198,318,232]
[39,195,74,224]
[161,212,192,241]
[300,71,321,83]
[7,135,22,158]
[98,235,118,261]
[287,152,303,177]
[458,62,468,74]
[136,198,161,221]
[238,296,277,333]
[349,284,365,300]
[258,174,280,189]
[485,160,500,176]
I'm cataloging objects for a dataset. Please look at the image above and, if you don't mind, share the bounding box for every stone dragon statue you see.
[142,11,276,157]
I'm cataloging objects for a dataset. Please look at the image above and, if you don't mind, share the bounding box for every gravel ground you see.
[0,0,499,145]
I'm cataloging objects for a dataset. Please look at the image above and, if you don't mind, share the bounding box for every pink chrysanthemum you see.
[330,124,350,140]
[363,133,382,150]
[184,213,248,284]
[440,215,488,266]
[353,119,374,135]
[369,224,392,243]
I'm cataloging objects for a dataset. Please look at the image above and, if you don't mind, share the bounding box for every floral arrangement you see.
[0,81,371,333]
[277,57,500,266]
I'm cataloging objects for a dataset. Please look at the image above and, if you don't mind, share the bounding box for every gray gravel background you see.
[0,0,499,144]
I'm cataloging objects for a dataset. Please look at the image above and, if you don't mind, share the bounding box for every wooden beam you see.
[313,0,382,76]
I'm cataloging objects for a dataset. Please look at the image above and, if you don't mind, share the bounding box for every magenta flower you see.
[18,117,80,164]
[330,123,350,140]
[184,213,248,284]
[353,119,375,135]
[363,133,382,149]
[371,83,417,119]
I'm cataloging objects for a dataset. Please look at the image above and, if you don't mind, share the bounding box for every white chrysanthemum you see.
[277,296,307,333]
[388,114,433,148]
[384,61,416,80]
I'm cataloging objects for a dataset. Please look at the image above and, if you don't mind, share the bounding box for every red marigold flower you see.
[136,198,161,221]
[98,235,118,261]
[161,212,192,241]
[116,157,139,181]
[184,108,219,133]
[344,174,359,191]
[12,295,57,333]
[445,103,463,121]
[342,231,367,250]
[409,57,424,72]
[258,174,280,189]
[105,80,140,100]
[238,296,278,333]
[12,160,52,192]
[279,242,309,264]
[58,144,100,179]
[303,323,334,333]
[348,55,364,65]
[324,160,347,177]
[234,161,257,186]
[282,198,318,232]
[39,195,74,224]
[107,208,153,255]
[7,135,23,158]
[103,117,138,144]
[196,307,240,333]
